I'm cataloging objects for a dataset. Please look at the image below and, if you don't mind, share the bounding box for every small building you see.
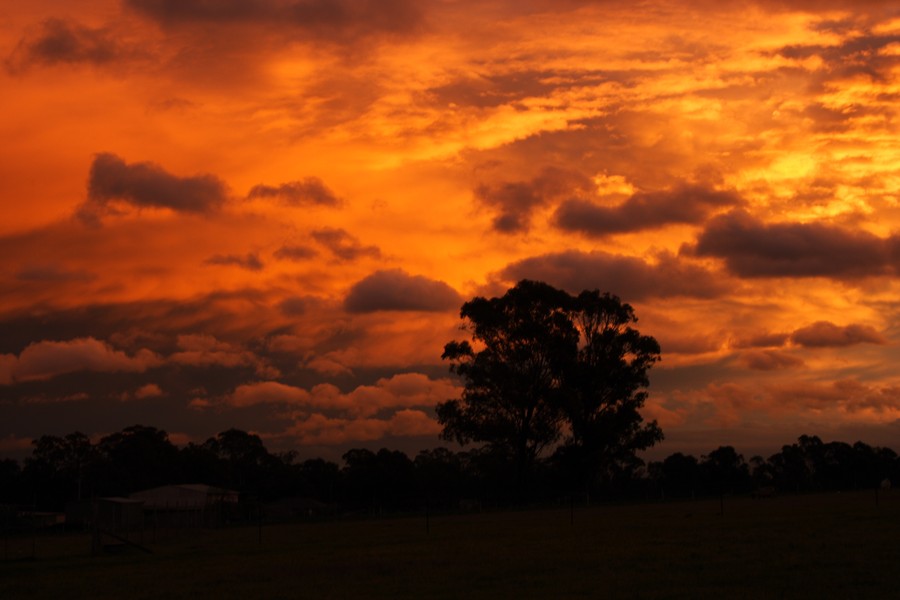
[95,497,145,532]
[130,484,239,509]
[130,484,239,528]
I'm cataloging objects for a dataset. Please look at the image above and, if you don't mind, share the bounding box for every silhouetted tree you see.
[700,446,751,494]
[749,455,774,489]
[659,452,700,498]
[414,447,464,507]
[554,290,662,492]
[202,428,276,493]
[23,432,98,508]
[438,280,662,496]
[438,281,576,493]
[298,458,339,502]
[0,459,21,504]
[96,425,179,495]
[180,441,228,487]
[340,448,416,512]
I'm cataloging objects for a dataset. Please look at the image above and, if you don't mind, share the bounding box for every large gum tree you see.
[437,280,662,494]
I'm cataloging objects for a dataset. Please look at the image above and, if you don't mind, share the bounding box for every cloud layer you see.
[3,0,900,457]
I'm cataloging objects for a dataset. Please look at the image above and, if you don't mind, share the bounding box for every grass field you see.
[3,490,900,599]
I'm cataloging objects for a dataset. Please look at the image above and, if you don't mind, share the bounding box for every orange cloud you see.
[283,409,441,446]
[1,338,161,384]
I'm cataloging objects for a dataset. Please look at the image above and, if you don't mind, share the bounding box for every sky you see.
[3,0,900,462]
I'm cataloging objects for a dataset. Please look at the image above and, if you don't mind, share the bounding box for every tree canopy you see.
[437,280,663,493]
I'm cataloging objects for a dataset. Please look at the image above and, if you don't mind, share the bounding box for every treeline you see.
[1,427,898,514]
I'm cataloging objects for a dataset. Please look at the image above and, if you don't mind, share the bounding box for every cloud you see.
[223,372,459,417]
[6,18,130,73]
[764,379,900,415]
[0,355,15,386]
[228,381,309,407]
[731,332,791,349]
[0,338,161,384]
[204,253,264,271]
[475,167,593,233]
[274,245,318,261]
[740,350,805,371]
[170,334,279,378]
[311,228,381,261]
[284,409,441,446]
[278,296,310,316]
[790,321,887,348]
[134,383,164,399]
[776,30,900,89]
[555,185,741,236]
[248,178,342,206]
[692,210,895,279]
[344,269,463,313]
[125,0,423,41]
[321,373,460,417]
[0,434,34,453]
[498,250,729,300]
[15,264,95,283]
[77,153,228,224]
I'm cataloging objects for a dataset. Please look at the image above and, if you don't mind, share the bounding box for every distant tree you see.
[749,455,774,489]
[340,448,416,512]
[438,280,662,495]
[700,446,751,494]
[298,458,339,502]
[202,429,275,492]
[0,459,20,504]
[180,441,227,487]
[659,452,699,498]
[23,432,97,507]
[97,425,179,495]
[821,441,856,490]
[414,447,463,506]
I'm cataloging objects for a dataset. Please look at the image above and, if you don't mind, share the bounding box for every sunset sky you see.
[3,0,900,462]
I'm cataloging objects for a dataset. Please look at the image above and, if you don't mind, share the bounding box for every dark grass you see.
[3,490,900,599]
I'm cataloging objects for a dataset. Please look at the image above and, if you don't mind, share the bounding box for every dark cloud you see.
[278,297,310,317]
[475,167,593,233]
[248,178,341,206]
[204,253,264,271]
[732,331,790,349]
[344,269,462,313]
[801,102,893,134]
[498,250,729,301]
[5,18,128,73]
[274,245,318,261]
[740,350,804,371]
[426,69,612,110]
[0,289,275,356]
[791,321,887,348]
[555,185,741,236]
[776,31,900,91]
[126,0,423,40]
[692,210,895,279]
[311,228,380,261]
[78,153,228,224]
[15,265,95,283]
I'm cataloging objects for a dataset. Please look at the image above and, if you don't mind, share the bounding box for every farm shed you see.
[130,484,239,509]
[130,484,239,528]
[95,497,145,532]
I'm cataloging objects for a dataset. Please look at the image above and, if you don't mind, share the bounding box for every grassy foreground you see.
[3,490,900,599]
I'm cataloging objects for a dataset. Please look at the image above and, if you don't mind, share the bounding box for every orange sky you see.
[3,0,900,460]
